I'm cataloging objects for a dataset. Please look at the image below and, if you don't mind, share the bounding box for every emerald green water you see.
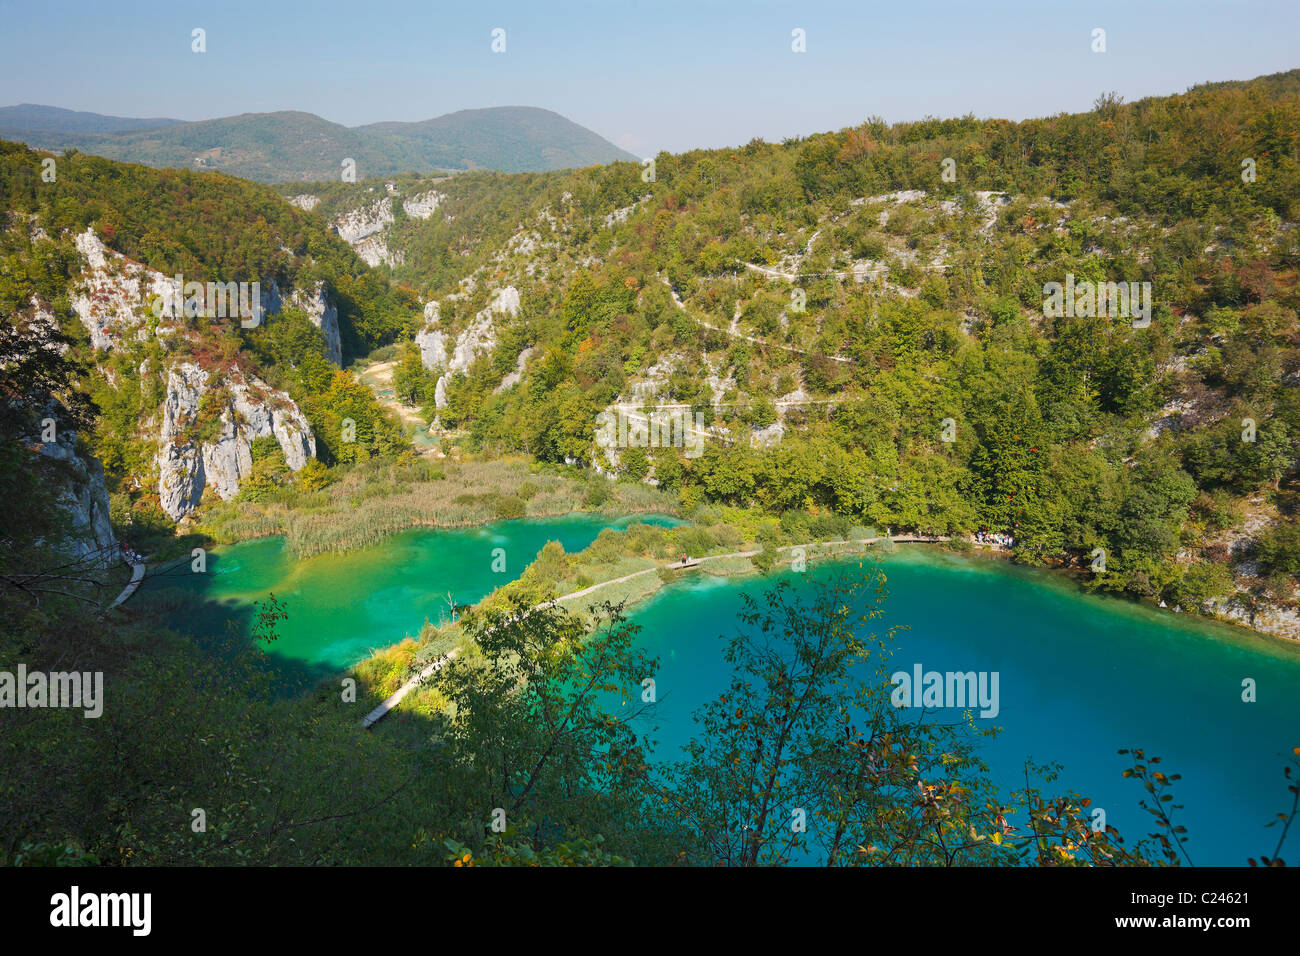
[616,548,1300,866]
[161,514,681,673]
[163,518,1299,865]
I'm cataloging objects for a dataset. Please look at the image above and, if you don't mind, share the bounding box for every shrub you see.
[295,458,332,492]
[492,495,527,520]
[583,478,613,508]
[620,447,650,482]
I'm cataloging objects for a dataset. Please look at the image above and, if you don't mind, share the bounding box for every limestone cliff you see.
[155,362,315,520]
[414,300,447,369]
[262,279,343,366]
[332,197,393,244]
[70,228,183,350]
[416,287,520,408]
[28,411,118,568]
[402,190,445,219]
[72,228,343,366]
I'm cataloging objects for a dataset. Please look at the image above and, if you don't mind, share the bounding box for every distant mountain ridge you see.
[0,103,184,136]
[0,105,638,182]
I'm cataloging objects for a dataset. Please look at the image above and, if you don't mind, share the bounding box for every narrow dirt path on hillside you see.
[660,277,854,364]
[357,360,443,454]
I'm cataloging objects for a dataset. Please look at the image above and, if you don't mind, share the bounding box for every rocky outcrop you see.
[289,281,342,366]
[447,311,495,374]
[72,229,342,365]
[402,190,445,219]
[289,194,320,211]
[156,362,315,519]
[70,228,183,350]
[414,300,446,370]
[327,197,407,266]
[415,287,520,378]
[29,411,117,568]
[448,286,519,374]
[494,346,534,394]
[332,198,393,244]
[416,328,448,370]
[1209,595,1300,643]
[257,279,342,365]
[353,234,404,269]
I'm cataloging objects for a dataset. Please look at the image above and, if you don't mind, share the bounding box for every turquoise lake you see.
[163,519,1300,865]
[614,548,1300,866]
[164,513,683,671]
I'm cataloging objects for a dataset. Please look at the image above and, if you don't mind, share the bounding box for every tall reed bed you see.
[198,457,679,557]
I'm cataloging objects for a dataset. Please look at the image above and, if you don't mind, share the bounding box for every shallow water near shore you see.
[162,513,683,671]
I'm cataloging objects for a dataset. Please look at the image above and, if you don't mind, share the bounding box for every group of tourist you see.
[974,530,1014,548]
[120,543,144,566]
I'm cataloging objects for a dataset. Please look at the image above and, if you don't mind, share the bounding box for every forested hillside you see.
[0,140,424,534]
[2,105,639,183]
[286,69,1300,635]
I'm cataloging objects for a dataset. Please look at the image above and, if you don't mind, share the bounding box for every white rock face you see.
[416,287,520,376]
[156,362,316,519]
[434,375,448,409]
[71,229,183,350]
[448,310,497,375]
[288,281,343,366]
[603,200,643,228]
[402,190,445,219]
[289,194,320,211]
[353,234,404,269]
[1210,595,1300,642]
[72,230,341,365]
[489,286,521,318]
[494,346,534,394]
[30,411,117,567]
[749,420,785,448]
[416,328,448,370]
[625,355,679,402]
[333,198,394,244]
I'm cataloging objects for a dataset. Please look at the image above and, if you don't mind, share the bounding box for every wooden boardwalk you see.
[108,558,146,609]
[360,534,955,729]
[362,647,460,729]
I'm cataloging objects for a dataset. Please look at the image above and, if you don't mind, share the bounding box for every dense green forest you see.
[284,70,1300,616]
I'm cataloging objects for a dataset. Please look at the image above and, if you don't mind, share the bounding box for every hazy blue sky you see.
[2,0,1297,156]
